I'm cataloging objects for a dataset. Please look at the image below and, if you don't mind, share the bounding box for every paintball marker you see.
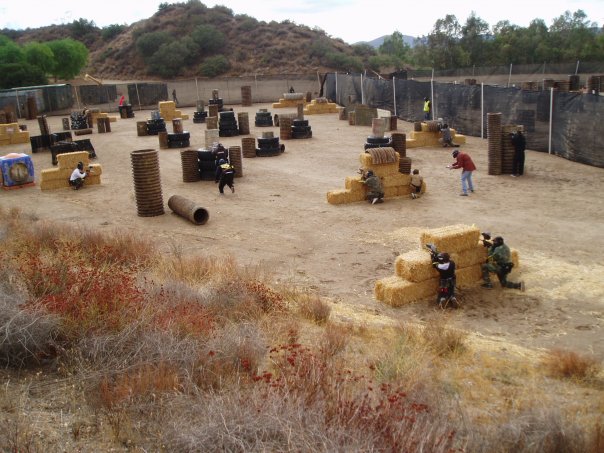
[481,232,493,248]
[425,243,439,261]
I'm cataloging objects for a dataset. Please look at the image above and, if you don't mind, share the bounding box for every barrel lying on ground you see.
[168,195,209,225]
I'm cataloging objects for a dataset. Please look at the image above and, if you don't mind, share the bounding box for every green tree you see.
[191,25,225,54]
[23,42,54,74]
[379,31,411,63]
[0,37,24,64]
[198,55,230,77]
[460,12,490,66]
[47,39,89,81]
[101,24,126,41]
[0,62,47,88]
[136,31,174,59]
[427,15,463,69]
[147,40,190,78]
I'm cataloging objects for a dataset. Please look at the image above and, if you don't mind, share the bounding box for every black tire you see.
[257,137,279,146]
[292,125,312,133]
[292,119,308,127]
[168,132,190,141]
[255,112,272,118]
[168,140,190,148]
[199,160,217,171]
[197,150,215,161]
[292,130,312,139]
[366,136,391,144]
[256,148,281,157]
[364,142,391,150]
[219,111,235,119]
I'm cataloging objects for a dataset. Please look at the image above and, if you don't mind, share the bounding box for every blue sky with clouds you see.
[1,0,602,44]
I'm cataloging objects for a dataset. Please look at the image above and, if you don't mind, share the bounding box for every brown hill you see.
[7,3,364,81]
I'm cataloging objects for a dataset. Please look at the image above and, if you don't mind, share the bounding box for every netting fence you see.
[326,73,604,168]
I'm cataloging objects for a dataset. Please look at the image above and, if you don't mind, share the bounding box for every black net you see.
[327,73,604,168]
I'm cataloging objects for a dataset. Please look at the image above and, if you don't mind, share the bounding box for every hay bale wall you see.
[375,224,521,306]
[40,150,102,190]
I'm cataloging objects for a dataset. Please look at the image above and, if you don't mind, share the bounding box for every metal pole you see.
[507,63,513,87]
[254,74,258,103]
[548,87,553,154]
[15,89,21,119]
[393,77,397,117]
[195,77,199,101]
[431,68,435,120]
[135,83,142,111]
[73,85,81,111]
[361,73,364,105]
[481,83,484,139]
[575,60,580,75]
[335,72,338,105]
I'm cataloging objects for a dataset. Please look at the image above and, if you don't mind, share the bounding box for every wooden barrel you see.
[158,131,169,149]
[137,121,148,136]
[172,118,183,133]
[241,85,252,106]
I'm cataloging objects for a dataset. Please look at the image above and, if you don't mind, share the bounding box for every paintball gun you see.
[481,232,493,248]
[425,243,439,261]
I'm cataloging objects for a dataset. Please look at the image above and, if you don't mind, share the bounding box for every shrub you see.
[421,314,467,357]
[199,55,230,77]
[542,348,601,380]
[296,293,331,324]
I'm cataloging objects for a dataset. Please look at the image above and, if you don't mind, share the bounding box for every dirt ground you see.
[1,104,603,360]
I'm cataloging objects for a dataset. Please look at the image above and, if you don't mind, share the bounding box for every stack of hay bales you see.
[88,110,119,126]
[326,148,425,205]
[40,151,102,190]
[303,98,338,115]
[272,93,306,109]
[0,123,29,146]
[158,101,189,121]
[375,224,519,307]
[406,123,466,148]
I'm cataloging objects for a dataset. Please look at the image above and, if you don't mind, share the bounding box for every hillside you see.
[5,3,368,81]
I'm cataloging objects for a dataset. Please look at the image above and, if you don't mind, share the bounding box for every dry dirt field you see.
[1,103,603,360]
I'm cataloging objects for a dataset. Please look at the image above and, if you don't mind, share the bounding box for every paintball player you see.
[481,234,525,290]
[510,129,526,177]
[448,149,476,196]
[215,159,235,194]
[360,169,384,204]
[427,244,458,308]
[439,123,459,148]
[69,161,91,190]
[410,169,423,199]
[423,97,431,120]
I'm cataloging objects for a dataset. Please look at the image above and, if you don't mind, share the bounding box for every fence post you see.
[507,63,513,87]
[393,77,397,117]
[335,72,338,105]
[361,73,364,105]
[195,77,199,101]
[431,68,435,120]
[548,87,554,154]
[15,89,21,119]
[575,60,580,75]
[73,85,81,111]
[481,83,484,139]
[135,83,142,111]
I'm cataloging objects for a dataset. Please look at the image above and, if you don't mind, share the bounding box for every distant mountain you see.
[356,34,417,49]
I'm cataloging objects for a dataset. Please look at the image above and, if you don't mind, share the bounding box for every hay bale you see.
[395,249,438,282]
[375,276,437,307]
[381,173,410,188]
[326,189,351,205]
[451,245,488,268]
[56,151,89,169]
[344,176,365,195]
[420,224,481,254]
[456,264,483,288]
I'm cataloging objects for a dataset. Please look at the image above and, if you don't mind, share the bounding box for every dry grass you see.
[542,348,601,380]
[0,211,602,452]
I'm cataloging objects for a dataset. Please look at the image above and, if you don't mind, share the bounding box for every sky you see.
[1,0,602,44]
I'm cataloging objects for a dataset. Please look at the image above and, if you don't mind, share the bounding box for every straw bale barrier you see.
[0,123,29,145]
[303,99,339,115]
[327,151,417,204]
[406,128,466,149]
[158,101,188,121]
[272,98,307,109]
[420,224,481,254]
[40,150,102,190]
[375,224,520,306]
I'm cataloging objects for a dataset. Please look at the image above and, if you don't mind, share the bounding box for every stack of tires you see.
[147,118,167,135]
[70,112,88,130]
[219,111,239,137]
[197,150,217,181]
[364,136,392,150]
[291,119,312,139]
[167,132,190,148]
[119,105,135,119]
[256,136,285,157]
[193,110,208,123]
[255,110,273,127]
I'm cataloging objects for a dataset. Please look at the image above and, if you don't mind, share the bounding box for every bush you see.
[191,25,226,55]
[199,55,230,77]
[542,348,601,380]
[101,24,126,41]
[297,293,331,324]
[136,31,173,59]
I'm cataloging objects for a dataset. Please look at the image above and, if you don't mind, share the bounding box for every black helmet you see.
[452,150,459,158]
[77,161,83,170]
[218,159,227,165]
[437,252,449,263]
[366,170,374,177]
[493,236,504,246]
